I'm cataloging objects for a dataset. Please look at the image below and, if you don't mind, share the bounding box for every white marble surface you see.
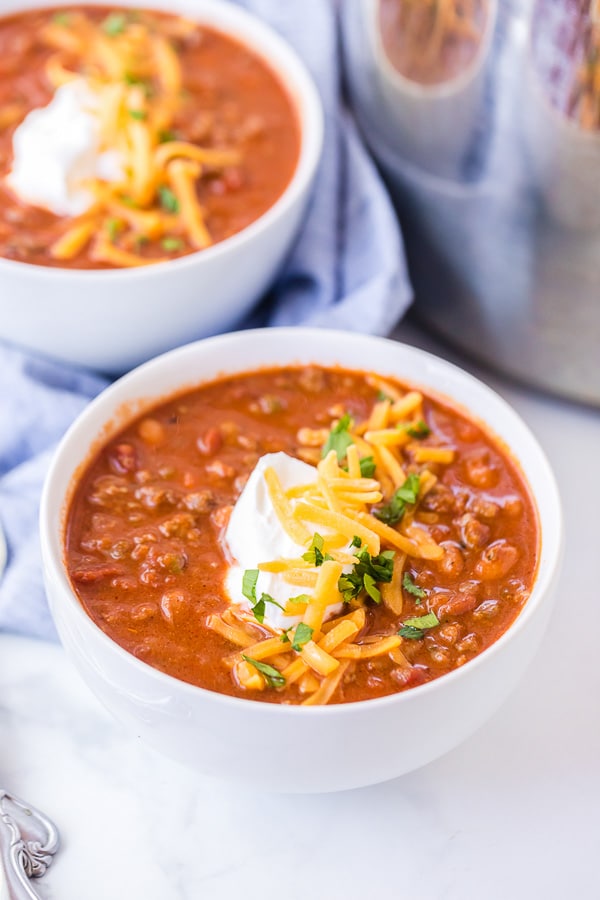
[1,322,599,899]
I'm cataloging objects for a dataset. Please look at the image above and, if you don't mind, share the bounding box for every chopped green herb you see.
[103,12,127,36]
[287,593,310,607]
[251,592,284,624]
[158,185,180,213]
[128,108,147,120]
[377,389,392,402]
[402,572,427,601]
[363,572,381,604]
[359,456,376,478]
[322,413,354,462]
[406,420,431,439]
[338,548,395,604]
[242,569,259,604]
[242,656,286,689]
[119,195,137,208]
[158,128,177,144]
[280,628,292,644]
[242,571,285,624]
[374,473,420,526]
[52,11,71,26]
[302,533,332,567]
[395,472,421,503]
[351,535,362,548]
[251,596,266,624]
[106,218,122,242]
[338,574,358,603]
[124,73,152,96]
[291,622,313,652]
[135,234,149,249]
[161,236,184,252]
[399,611,439,640]
[341,455,375,477]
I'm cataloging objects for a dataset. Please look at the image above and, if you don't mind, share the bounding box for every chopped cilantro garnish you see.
[102,12,127,36]
[124,73,152,96]
[367,549,395,581]
[377,389,392,402]
[106,218,122,242]
[406,420,431,439]
[402,571,427,602]
[363,572,381,604]
[241,572,284,623]
[302,533,332,567]
[341,455,375,477]
[351,535,362,548]
[250,595,266,624]
[285,593,310,611]
[359,456,376,478]
[338,548,395,604]
[291,622,313,652]
[128,108,147,120]
[395,472,421,503]
[161,236,184,252]
[158,128,177,144]
[338,574,359,603]
[242,656,286,688]
[322,414,354,462]
[158,185,180,213]
[399,612,439,640]
[251,592,285,625]
[374,473,420,526]
[242,569,259,604]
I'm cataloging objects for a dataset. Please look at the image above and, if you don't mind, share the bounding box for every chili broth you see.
[65,365,539,705]
[0,5,300,267]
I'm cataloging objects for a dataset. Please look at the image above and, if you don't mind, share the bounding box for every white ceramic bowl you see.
[0,0,323,374]
[40,329,563,793]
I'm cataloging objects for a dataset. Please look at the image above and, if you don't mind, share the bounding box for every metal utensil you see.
[0,790,60,900]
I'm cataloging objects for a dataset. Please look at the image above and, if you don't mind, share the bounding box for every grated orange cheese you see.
[211,380,465,704]
[411,446,456,464]
[40,10,239,266]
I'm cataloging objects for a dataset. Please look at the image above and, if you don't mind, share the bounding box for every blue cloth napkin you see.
[0,0,411,641]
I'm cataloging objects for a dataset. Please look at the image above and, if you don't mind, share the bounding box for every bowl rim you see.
[39,327,564,716]
[0,0,324,281]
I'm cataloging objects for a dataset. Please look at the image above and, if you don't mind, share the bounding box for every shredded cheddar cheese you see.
[41,10,240,266]
[204,381,465,706]
[302,559,344,632]
[411,446,456,464]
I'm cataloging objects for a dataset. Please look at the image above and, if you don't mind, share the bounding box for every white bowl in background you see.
[40,328,563,793]
[0,0,323,374]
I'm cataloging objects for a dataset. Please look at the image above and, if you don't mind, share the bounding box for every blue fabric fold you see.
[0,0,411,640]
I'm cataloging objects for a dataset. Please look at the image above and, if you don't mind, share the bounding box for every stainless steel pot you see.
[341,0,600,405]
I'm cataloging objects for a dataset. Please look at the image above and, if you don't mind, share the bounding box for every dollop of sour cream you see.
[224,452,345,632]
[6,79,122,217]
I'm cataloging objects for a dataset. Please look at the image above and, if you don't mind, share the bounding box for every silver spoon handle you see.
[0,790,60,900]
